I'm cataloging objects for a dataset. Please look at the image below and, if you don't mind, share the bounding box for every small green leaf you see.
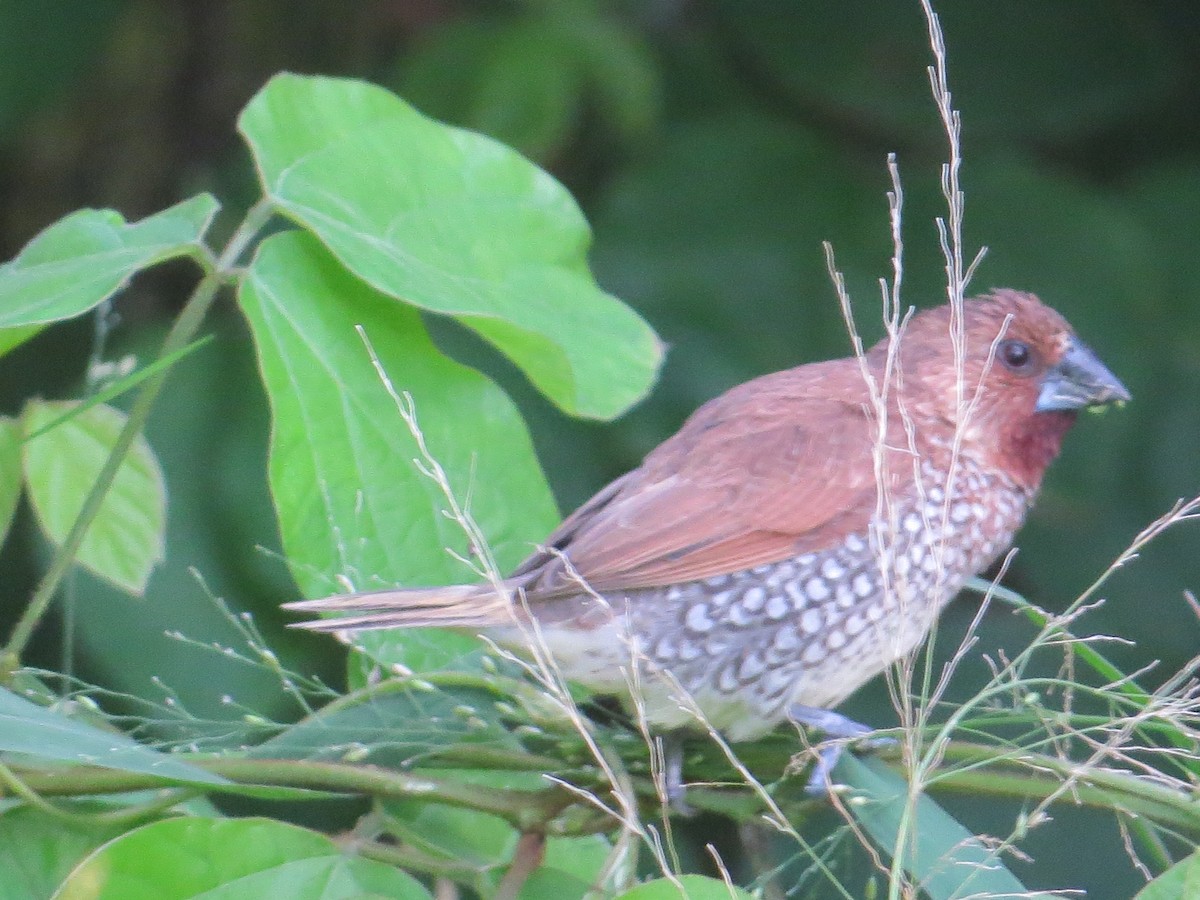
[0,194,219,328]
[0,686,227,786]
[238,73,661,420]
[0,804,125,900]
[238,231,559,668]
[51,817,432,900]
[836,755,1028,899]
[1134,848,1200,899]
[0,418,21,547]
[616,874,756,899]
[23,400,167,594]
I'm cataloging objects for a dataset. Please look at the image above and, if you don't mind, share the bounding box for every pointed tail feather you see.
[283,583,517,633]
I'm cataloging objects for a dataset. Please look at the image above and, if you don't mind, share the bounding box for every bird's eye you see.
[998,339,1035,373]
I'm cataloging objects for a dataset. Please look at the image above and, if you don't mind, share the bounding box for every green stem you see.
[926,742,1200,835]
[0,761,193,828]
[354,838,483,883]
[2,756,570,832]
[5,738,1199,841]
[0,200,276,673]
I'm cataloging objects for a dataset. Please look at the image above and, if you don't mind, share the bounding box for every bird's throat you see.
[1002,410,1077,488]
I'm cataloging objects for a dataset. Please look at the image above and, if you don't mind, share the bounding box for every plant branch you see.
[5,738,1200,839]
[0,199,277,672]
[353,838,484,883]
[3,755,571,831]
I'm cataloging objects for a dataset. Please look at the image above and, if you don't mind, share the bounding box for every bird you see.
[286,289,1129,802]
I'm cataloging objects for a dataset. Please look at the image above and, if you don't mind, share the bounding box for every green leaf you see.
[615,874,755,899]
[0,418,21,547]
[238,72,661,420]
[22,401,166,594]
[0,323,43,358]
[1134,848,1200,900]
[385,795,516,880]
[836,755,1028,899]
[238,231,559,667]
[0,686,227,786]
[250,676,518,767]
[51,817,432,900]
[0,804,125,900]
[527,834,613,899]
[0,194,219,328]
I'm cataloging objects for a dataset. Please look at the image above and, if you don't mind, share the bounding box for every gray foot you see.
[788,705,894,796]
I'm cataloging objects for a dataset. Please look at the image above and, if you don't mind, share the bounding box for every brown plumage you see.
[287,290,1128,789]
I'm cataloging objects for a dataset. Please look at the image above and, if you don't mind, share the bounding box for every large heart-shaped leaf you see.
[238,231,559,668]
[238,73,661,420]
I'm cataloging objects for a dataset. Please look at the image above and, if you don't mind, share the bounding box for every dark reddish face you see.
[889,291,1128,491]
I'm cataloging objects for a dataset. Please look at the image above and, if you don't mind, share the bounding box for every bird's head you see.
[887,290,1130,490]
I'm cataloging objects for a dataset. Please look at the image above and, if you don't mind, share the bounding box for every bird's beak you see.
[1035,337,1131,412]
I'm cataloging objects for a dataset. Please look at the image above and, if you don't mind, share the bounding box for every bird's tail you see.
[283,583,517,634]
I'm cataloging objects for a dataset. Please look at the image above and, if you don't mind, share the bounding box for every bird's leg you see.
[659,731,695,816]
[788,705,894,796]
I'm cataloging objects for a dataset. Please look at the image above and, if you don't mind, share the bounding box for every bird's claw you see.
[788,704,893,797]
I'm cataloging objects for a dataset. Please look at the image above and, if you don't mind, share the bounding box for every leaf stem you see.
[0,199,276,674]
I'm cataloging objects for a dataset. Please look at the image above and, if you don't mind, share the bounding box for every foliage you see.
[0,2,1198,898]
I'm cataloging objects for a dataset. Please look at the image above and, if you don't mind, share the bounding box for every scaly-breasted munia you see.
[287,290,1129,798]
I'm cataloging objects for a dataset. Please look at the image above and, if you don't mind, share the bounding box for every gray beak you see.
[1035,338,1131,413]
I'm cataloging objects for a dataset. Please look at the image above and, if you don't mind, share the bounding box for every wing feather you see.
[517,362,901,596]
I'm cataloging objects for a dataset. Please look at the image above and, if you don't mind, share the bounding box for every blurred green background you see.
[1,1,1197,895]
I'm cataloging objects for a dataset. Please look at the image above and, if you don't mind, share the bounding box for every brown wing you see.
[514,361,896,597]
